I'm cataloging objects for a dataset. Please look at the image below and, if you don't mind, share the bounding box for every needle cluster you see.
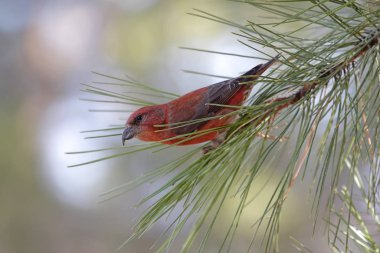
[69,1,380,252]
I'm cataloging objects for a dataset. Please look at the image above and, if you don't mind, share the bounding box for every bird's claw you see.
[203,145,215,154]
[202,133,226,154]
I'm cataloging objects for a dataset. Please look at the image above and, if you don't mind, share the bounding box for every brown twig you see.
[260,29,380,200]
[213,29,379,152]
[265,28,380,123]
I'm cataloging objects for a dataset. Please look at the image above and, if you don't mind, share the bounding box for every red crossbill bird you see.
[122,57,277,147]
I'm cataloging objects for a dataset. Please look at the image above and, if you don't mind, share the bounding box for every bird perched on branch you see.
[122,57,278,148]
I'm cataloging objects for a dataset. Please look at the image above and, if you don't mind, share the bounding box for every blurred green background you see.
[0,0,329,252]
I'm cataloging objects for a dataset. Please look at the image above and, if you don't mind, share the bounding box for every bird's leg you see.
[203,132,226,154]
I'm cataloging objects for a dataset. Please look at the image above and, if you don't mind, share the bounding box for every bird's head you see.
[122,105,166,145]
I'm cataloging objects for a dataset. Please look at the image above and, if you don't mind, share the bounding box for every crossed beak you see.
[122,126,137,146]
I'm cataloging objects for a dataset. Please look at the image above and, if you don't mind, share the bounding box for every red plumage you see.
[122,57,277,146]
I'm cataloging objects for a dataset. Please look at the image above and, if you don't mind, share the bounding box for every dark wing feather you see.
[168,79,241,135]
[206,79,240,114]
[168,57,278,135]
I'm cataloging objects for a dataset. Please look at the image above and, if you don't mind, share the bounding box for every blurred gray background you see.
[0,0,329,252]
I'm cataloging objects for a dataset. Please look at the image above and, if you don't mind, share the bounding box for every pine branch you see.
[71,1,380,252]
[265,28,379,119]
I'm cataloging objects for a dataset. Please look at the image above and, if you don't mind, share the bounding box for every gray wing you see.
[204,79,241,115]
[168,58,277,134]
[168,79,241,135]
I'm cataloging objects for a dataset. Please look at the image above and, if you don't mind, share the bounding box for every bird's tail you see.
[238,55,280,83]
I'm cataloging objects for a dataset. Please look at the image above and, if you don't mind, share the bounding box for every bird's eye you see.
[135,114,143,123]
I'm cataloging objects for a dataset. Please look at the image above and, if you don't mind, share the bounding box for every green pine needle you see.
[69,1,380,252]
